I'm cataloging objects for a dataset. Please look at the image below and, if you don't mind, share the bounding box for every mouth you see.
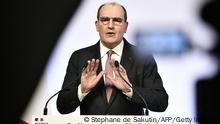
[106,32,115,37]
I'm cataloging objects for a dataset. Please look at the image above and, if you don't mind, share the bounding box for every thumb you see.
[95,70,105,82]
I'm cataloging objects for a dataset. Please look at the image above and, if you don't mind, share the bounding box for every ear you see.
[95,21,99,32]
[124,22,128,33]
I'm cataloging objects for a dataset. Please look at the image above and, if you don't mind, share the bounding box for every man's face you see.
[96,4,128,49]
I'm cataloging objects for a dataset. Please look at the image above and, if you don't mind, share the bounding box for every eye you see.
[113,18,123,22]
[99,17,110,22]
[99,17,124,25]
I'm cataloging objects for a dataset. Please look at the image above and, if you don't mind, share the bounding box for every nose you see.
[108,19,114,28]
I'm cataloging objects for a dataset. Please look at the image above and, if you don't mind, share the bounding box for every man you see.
[57,2,168,115]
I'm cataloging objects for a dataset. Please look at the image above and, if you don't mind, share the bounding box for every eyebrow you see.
[99,16,124,20]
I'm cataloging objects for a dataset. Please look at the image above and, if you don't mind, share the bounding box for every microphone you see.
[114,61,148,115]
[43,62,88,115]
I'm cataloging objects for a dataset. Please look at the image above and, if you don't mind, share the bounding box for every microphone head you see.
[114,61,119,68]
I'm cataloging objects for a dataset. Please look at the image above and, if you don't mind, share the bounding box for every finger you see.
[93,59,99,71]
[110,59,119,74]
[112,63,120,77]
[94,70,105,83]
[109,59,115,68]
[90,59,95,71]
[106,73,115,82]
[119,65,127,75]
[82,67,87,75]
[106,74,121,88]
[113,67,120,78]
[118,65,131,85]
[86,60,91,73]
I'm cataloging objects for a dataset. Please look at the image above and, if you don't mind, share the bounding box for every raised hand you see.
[81,59,105,93]
[106,60,131,93]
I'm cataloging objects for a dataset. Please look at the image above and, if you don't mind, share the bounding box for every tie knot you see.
[107,50,113,58]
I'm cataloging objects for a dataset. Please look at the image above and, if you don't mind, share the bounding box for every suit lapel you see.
[120,39,134,76]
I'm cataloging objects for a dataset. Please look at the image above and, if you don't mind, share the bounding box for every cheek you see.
[117,30,126,36]
[96,23,102,32]
[97,26,105,33]
[118,27,127,34]
[96,25,100,32]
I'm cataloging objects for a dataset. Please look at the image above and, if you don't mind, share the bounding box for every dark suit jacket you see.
[57,38,168,115]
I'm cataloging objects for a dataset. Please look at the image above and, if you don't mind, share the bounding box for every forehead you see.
[99,4,124,18]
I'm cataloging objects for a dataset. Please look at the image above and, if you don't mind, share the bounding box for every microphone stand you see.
[43,63,88,115]
[114,61,148,115]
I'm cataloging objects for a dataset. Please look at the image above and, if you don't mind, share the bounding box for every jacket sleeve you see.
[130,55,169,112]
[56,52,81,114]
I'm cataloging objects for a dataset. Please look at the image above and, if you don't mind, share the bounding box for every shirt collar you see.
[100,40,124,58]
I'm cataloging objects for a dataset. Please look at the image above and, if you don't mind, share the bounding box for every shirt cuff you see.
[122,87,133,98]
[77,84,89,102]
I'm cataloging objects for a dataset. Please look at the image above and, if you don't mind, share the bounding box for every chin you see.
[104,38,117,43]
